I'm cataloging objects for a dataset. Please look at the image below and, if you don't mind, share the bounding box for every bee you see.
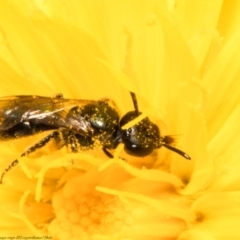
[0,92,190,183]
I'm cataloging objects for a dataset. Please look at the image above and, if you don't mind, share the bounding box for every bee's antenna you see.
[160,135,191,160]
[130,92,139,116]
[162,144,191,160]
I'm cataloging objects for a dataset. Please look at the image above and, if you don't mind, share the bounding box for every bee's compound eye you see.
[123,138,155,156]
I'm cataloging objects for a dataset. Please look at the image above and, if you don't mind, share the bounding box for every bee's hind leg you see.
[0,130,61,184]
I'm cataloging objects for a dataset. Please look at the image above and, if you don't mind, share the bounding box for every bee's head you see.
[119,92,191,159]
[120,111,160,157]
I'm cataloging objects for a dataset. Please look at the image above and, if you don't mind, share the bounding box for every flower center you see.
[48,167,189,239]
[49,185,133,238]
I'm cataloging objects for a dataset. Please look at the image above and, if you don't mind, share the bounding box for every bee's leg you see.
[22,131,61,157]
[66,131,95,153]
[0,130,61,184]
[102,135,122,159]
[61,131,81,153]
[102,147,114,158]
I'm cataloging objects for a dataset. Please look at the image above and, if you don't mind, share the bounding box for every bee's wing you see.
[0,95,96,136]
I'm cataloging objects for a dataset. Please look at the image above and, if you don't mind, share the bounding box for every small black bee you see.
[0,92,190,183]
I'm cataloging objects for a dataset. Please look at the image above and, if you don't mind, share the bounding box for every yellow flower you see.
[0,0,240,239]
[49,162,191,239]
